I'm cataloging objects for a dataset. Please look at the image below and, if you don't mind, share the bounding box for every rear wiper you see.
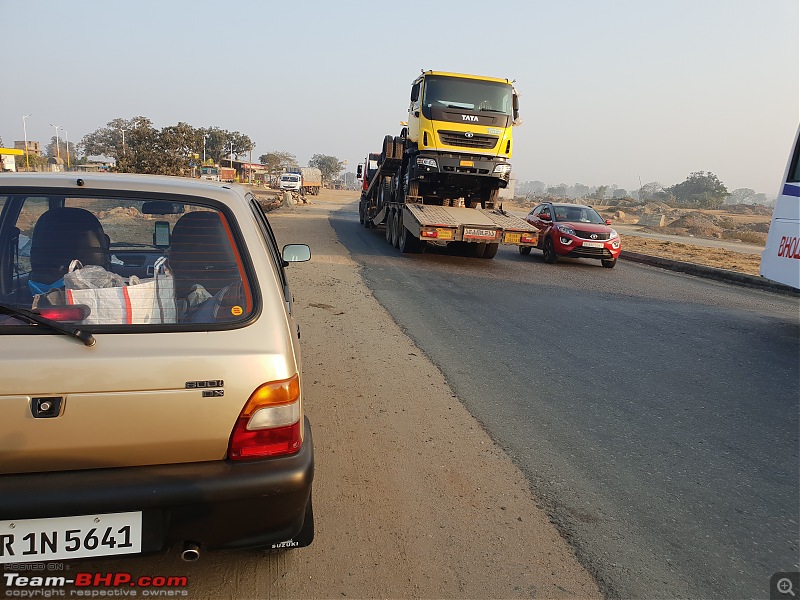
[0,302,95,347]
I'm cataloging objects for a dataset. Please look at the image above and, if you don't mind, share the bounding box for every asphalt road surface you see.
[334,202,800,599]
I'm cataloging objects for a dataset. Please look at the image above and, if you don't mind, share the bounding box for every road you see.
[333,200,800,599]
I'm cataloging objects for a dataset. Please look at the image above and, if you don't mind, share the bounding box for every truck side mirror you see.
[512,93,521,125]
[410,83,420,103]
[357,165,363,179]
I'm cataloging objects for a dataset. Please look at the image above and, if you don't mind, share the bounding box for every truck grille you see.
[438,131,498,149]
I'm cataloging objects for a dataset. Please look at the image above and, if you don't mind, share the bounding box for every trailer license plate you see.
[0,512,142,563]
[582,241,605,248]
[464,228,495,239]
[504,232,522,244]
[437,228,453,240]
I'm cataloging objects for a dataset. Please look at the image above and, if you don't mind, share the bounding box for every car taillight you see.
[228,374,302,460]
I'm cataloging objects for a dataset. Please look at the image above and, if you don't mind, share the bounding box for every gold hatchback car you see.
[0,173,313,563]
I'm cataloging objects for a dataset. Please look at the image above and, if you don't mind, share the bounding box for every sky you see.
[1,0,797,197]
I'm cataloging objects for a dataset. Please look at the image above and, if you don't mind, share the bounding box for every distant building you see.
[0,147,24,172]
[14,140,41,156]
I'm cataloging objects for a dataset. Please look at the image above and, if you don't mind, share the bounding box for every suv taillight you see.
[228,374,302,460]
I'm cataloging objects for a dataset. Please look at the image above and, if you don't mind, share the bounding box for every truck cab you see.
[279,173,302,192]
[403,71,521,208]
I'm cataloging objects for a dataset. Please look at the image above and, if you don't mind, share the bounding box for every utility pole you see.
[50,123,61,162]
[22,115,30,170]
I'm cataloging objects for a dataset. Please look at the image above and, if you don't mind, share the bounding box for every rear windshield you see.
[0,194,254,329]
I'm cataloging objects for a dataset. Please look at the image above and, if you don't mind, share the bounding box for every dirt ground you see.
[619,236,762,276]
[258,187,603,599]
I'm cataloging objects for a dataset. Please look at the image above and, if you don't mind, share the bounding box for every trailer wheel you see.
[385,209,393,243]
[482,243,499,259]
[399,221,420,253]
[519,245,532,255]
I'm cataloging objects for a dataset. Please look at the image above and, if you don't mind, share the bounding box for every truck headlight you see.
[417,157,437,168]
[493,164,512,174]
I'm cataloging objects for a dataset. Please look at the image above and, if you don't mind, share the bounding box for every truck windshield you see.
[423,75,513,114]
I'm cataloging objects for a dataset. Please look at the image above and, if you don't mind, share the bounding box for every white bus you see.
[761,127,800,289]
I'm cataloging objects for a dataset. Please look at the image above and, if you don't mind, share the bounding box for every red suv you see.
[522,202,621,268]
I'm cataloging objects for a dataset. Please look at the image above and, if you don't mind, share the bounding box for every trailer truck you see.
[359,70,537,258]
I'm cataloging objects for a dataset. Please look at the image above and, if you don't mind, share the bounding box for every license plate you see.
[436,228,453,240]
[459,160,474,167]
[464,228,495,239]
[0,512,142,563]
[504,232,522,244]
[582,241,605,248]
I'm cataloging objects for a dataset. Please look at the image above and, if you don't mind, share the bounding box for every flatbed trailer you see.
[359,136,537,258]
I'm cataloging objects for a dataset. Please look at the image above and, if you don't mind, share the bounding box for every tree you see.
[666,171,729,209]
[260,151,298,178]
[727,188,757,205]
[546,183,568,198]
[309,154,344,184]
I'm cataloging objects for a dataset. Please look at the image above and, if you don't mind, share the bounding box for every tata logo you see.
[464,132,474,138]
[462,115,479,122]
[590,234,598,239]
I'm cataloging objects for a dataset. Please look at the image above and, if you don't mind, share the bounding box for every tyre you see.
[393,136,405,160]
[379,177,392,208]
[406,179,419,200]
[399,218,421,253]
[602,258,617,268]
[519,245,532,255]
[381,135,394,162]
[392,210,401,248]
[469,242,487,258]
[482,243,499,259]
[484,187,500,209]
[385,209,393,243]
[543,237,557,263]
[358,199,365,224]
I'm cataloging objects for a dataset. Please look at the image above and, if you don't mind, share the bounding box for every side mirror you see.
[356,165,363,179]
[605,219,612,225]
[282,244,311,264]
[540,213,551,221]
[512,93,521,125]
[410,83,420,103]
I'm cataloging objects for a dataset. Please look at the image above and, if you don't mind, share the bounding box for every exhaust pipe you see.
[180,542,200,562]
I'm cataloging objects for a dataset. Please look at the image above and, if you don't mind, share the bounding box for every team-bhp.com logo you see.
[3,571,189,596]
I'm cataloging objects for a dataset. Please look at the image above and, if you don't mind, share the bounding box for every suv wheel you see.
[543,237,558,263]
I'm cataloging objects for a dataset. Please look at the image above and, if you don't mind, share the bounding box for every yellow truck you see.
[359,70,536,258]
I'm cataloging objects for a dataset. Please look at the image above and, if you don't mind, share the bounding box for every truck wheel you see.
[484,187,500,209]
[393,136,405,160]
[358,201,365,224]
[382,135,394,163]
[392,210,402,248]
[482,243,499,259]
[543,237,558,263]
[406,179,419,201]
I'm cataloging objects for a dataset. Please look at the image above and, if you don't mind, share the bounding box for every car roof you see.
[549,202,593,209]
[0,172,245,204]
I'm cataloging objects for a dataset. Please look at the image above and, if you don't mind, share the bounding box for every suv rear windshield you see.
[0,194,254,329]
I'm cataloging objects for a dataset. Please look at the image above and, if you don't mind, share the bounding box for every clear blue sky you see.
[2,0,797,196]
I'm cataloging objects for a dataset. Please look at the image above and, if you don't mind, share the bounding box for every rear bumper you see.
[0,417,314,552]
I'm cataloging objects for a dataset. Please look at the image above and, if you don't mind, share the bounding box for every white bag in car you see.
[65,257,176,324]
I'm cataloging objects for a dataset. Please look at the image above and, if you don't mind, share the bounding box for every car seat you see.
[29,207,111,292]
[168,211,242,303]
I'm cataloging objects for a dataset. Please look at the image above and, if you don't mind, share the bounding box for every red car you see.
[522,202,621,268]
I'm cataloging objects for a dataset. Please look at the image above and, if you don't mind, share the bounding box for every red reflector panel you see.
[35,305,90,322]
[228,418,302,460]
